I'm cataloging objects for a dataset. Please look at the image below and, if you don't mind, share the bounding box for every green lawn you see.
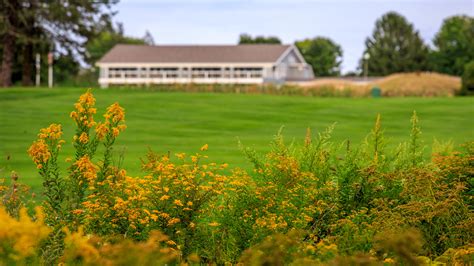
[1,87,473,192]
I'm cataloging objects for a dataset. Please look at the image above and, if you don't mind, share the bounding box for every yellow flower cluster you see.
[38,123,63,141]
[247,153,321,234]
[28,123,65,169]
[70,90,97,128]
[74,155,97,184]
[105,103,125,123]
[95,103,126,140]
[61,229,179,265]
[0,207,51,260]
[27,140,50,169]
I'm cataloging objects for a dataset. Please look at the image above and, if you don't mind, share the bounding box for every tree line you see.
[0,3,473,89]
[240,12,473,80]
[0,0,153,87]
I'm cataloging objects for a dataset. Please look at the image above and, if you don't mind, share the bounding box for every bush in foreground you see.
[0,90,472,265]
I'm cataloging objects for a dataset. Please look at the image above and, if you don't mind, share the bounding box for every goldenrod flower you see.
[167,218,180,226]
[166,240,177,246]
[71,90,97,128]
[75,155,97,183]
[160,195,170,201]
[95,122,108,140]
[105,103,125,123]
[38,123,63,141]
[173,199,184,206]
[28,140,51,166]
[79,132,89,144]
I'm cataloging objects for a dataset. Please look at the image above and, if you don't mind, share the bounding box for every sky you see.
[115,0,473,73]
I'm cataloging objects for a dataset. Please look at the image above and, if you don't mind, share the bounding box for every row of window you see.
[106,67,264,79]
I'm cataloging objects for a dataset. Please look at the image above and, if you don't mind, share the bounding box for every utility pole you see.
[48,52,53,88]
[363,52,370,81]
[35,53,40,87]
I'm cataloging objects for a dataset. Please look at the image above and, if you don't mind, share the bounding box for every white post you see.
[35,53,40,87]
[47,52,53,88]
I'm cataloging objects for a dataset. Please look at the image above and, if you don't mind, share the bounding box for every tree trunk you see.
[21,43,34,86]
[0,0,21,88]
[0,34,15,87]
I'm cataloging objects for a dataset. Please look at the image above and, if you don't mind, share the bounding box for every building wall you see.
[97,47,314,87]
[273,49,314,81]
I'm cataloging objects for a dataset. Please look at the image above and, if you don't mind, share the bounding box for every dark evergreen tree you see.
[359,12,430,76]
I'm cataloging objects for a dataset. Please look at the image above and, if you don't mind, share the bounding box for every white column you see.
[35,54,40,87]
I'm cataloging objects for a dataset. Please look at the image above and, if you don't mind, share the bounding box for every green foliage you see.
[360,11,430,76]
[295,37,343,76]
[85,24,147,66]
[1,88,473,195]
[461,61,474,95]
[431,15,474,76]
[0,0,118,87]
[1,91,474,265]
[238,33,282,44]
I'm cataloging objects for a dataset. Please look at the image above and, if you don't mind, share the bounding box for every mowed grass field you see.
[1,87,473,192]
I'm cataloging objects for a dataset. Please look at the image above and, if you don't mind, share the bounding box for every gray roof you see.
[97,44,291,64]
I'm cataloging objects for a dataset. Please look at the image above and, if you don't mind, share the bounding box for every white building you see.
[97,44,314,87]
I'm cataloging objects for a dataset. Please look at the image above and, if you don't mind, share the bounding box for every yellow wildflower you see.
[95,122,108,140]
[174,199,184,206]
[166,240,177,246]
[71,90,97,128]
[112,127,120,137]
[160,195,170,201]
[167,218,180,226]
[38,123,63,141]
[105,102,125,123]
[208,222,220,227]
[63,227,99,262]
[28,140,51,166]
[200,144,208,151]
[75,155,97,183]
[78,132,89,144]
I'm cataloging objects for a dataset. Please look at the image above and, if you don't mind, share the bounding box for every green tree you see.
[359,12,430,76]
[431,15,474,76]
[461,61,474,95]
[0,0,117,87]
[85,23,147,66]
[238,33,281,44]
[295,37,343,76]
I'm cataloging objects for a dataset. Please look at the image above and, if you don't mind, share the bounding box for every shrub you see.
[461,61,474,95]
[0,90,470,265]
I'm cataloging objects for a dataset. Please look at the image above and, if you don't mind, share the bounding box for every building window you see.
[108,68,138,78]
[149,67,179,78]
[234,67,263,78]
[191,67,222,78]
